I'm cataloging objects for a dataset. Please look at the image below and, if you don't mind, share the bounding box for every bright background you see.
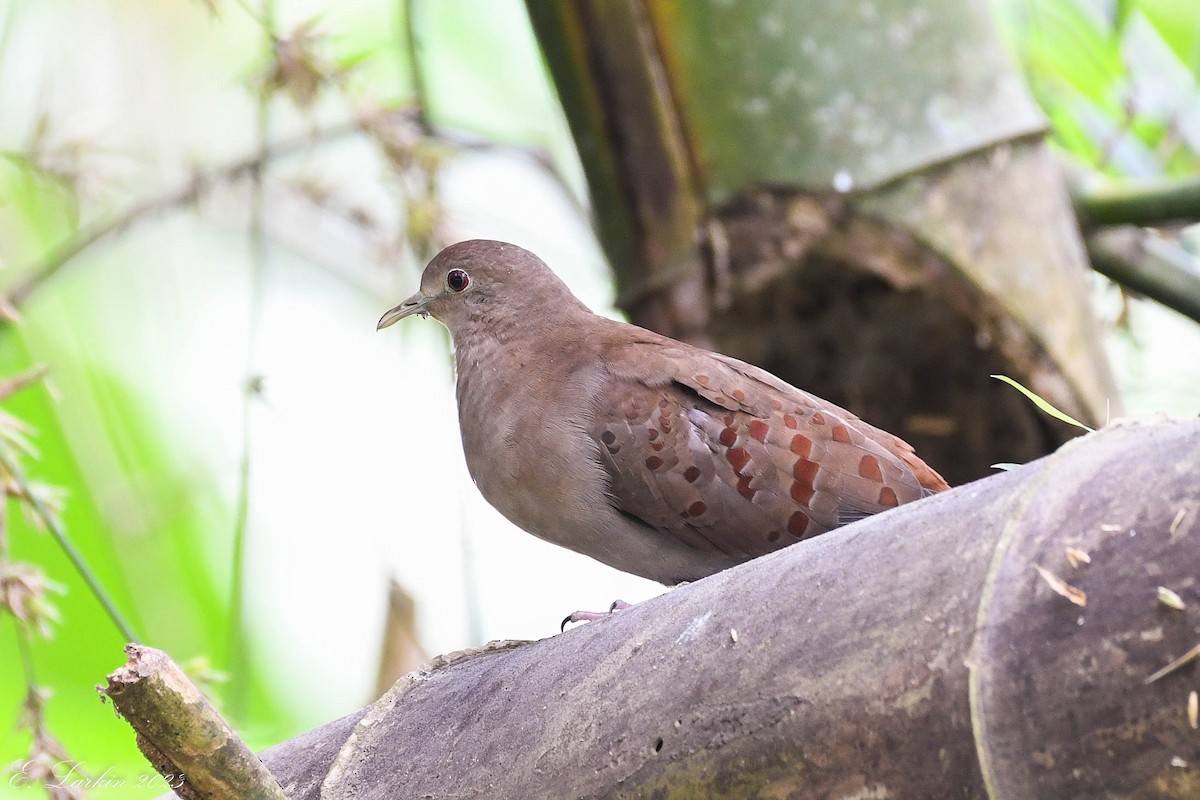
[0,0,1198,797]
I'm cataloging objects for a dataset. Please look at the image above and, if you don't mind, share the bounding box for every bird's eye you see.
[446,269,470,293]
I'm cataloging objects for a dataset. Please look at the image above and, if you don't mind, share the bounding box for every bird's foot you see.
[561,599,632,631]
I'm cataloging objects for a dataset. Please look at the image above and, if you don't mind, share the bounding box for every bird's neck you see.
[450,303,586,385]
[454,295,590,352]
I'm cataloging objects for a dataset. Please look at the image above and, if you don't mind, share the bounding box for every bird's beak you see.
[377,292,431,330]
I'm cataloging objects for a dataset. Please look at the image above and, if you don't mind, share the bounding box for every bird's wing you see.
[589,332,945,558]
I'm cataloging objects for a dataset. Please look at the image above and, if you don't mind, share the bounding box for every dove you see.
[378,240,948,585]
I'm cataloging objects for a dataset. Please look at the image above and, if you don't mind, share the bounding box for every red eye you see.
[447,269,470,292]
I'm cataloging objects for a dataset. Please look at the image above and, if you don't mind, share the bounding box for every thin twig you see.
[403,0,433,135]
[226,0,277,722]
[1144,642,1200,685]
[15,619,37,687]
[5,121,363,316]
[0,447,140,643]
[4,111,585,322]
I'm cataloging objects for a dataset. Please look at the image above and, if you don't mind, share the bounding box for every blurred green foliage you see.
[0,1,566,796]
[996,0,1200,176]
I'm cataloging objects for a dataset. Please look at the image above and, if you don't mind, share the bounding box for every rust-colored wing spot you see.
[790,480,815,506]
[723,413,736,426]
[767,530,781,542]
[645,456,664,471]
[790,433,812,459]
[648,429,659,441]
[727,447,751,472]
[748,419,770,443]
[736,475,755,500]
[783,414,798,429]
[788,511,810,537]
[859,454,883,482]
[650,441,665,452]
[771,399,783,411]
[658,397,670,409]
[811,412,826,425]
[793,458,820,486]
[601,431,616,445]
[731,388,746,402]
[831,424,851,443]
[878,486,899,507]
[661,420,672,433]
[687,500,707,517]
[696,374,710,386]
[683,466,701,483]
[719,427,737,447]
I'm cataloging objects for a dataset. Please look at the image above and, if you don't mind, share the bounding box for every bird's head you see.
[376,239,585,334]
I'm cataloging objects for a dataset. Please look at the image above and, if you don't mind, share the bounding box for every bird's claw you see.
[561,599,632,631]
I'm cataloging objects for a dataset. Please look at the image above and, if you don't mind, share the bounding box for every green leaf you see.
[991,374,1096,431]
[1019,0,1124,110]
[1135,0,1200,76]
[1115,0,1137,33]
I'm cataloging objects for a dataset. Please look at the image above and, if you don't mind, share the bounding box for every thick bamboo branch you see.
[162,418,1200,799]
[1074,173,1200,228]
[525,0,705,327]
[101,644,286,800]
[1086,225,1200,325]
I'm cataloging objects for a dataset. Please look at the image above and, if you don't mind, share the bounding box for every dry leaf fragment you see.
[1189,690,1198,730]
[0,293,19,323]
[1144,643,1200,685]
[1170,507,1188,536]
[1158,587,1186,611]
[1034,565,1087,607]
[1065,547,1091,568]
[0,366,49,403]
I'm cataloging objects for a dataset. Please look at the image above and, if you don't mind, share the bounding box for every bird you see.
[378,240,948,586]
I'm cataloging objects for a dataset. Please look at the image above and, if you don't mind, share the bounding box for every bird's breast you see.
[453,338,611,543]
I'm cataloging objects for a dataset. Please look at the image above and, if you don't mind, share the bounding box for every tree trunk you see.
[160,419,1200,799]
[524,0,1120,486]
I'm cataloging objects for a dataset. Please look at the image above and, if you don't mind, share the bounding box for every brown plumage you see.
[378,240,948,584]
